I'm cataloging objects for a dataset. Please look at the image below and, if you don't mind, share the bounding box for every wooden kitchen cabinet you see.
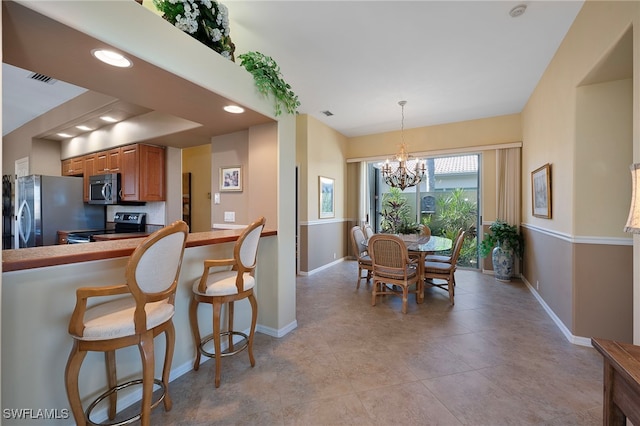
[61,156,84,176]
[83,154,96,202]
[95,147,121,173]
[61,143,165,203]
[120,144,165,202]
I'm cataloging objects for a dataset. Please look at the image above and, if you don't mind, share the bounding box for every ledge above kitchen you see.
[2,227,277,272]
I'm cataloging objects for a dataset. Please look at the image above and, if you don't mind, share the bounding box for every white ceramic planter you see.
[492,244,514,282]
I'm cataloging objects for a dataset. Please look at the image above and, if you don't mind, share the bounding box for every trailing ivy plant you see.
[238,51,300,116]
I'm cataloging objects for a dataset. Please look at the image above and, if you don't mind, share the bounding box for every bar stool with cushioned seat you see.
[189,217,266,388]
[64,220,188,426]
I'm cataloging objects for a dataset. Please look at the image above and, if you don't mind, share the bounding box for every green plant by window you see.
[238,51,300,116]
[379,188,421,234]
[479,220,524,258]
[425,189,478,267]
[153,0,235,61]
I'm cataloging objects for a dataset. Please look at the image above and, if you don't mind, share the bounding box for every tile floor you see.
[140,260,604,425]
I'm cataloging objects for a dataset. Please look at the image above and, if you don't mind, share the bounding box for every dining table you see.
[363,234,453,282]
[402,235,453,281]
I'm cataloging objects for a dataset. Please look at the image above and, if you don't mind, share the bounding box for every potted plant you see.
[479,220,524,282]
[153,0,236,61]
[379,188,421,238]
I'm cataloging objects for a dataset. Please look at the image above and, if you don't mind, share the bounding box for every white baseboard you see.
[299,257,345,276]
[521,275,592,347]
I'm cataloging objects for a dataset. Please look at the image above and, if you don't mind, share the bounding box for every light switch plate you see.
[224,211,235,222]
[214,193,220,204]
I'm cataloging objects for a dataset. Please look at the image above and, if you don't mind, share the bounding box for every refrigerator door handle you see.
[17,199,32,245]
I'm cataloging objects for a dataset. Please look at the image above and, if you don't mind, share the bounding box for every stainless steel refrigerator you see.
[15,175,106,248]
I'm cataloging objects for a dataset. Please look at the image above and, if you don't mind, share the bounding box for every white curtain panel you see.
[496,147,521,227]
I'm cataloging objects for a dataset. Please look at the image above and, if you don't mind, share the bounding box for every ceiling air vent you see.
[27,72,57,84]
[321,110,334,117]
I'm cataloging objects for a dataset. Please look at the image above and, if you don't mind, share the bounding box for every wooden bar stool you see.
[189,217,265,388]
[64,220,188,426]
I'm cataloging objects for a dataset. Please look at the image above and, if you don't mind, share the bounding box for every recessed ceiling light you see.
[100,115,119,123]
[509,4,527,18]
[224,105,245,114]
[91,49,132,68]
[57,133,73,138]
[75,125,93,131]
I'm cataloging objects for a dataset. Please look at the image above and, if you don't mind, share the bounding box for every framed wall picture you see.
[219,166,242,192]
[531,163,551,219]
[319,176,335,219]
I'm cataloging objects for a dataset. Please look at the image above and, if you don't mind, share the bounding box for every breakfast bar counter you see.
[2,228,277,272]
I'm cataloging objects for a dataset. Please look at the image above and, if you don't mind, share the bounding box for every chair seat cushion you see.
[359,254,372,266]
[374,266,417,280]
[424,261,454,274]
[192,270,255,296]
[80,297,174,341]
[425,254,451,263]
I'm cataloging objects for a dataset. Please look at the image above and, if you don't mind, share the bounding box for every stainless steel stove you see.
[66,212,147,244]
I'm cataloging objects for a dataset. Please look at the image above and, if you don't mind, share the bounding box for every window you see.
[369,154,480,268]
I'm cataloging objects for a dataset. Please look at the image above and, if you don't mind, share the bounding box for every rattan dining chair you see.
[368,233,423,314]
[423,230,466,305]
[350,225,373,288]
[425,227,463,263]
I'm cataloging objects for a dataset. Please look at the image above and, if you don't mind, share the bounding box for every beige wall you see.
[247,122,278,230]
[182,144,212,232]
[212,130,249,226]
[297,115,349,273]
[347,113,522,160]
[306,116,348,221]
[574,78,632,237]
[521,0,637,343]
[210,124,278,230]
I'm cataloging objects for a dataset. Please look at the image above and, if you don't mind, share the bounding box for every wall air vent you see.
[321,110,334,117]
[27,72,57,84]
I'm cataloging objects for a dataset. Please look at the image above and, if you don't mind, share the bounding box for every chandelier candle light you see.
[381,101,426,191]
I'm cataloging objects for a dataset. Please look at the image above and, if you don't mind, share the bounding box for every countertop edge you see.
[2,229,278,272]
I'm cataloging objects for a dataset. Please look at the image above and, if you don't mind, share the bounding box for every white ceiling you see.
[2,0,585,141]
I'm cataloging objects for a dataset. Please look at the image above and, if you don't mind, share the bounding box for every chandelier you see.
[381,100,425,190]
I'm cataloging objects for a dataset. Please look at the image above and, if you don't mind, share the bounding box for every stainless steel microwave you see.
[88,173,120,205]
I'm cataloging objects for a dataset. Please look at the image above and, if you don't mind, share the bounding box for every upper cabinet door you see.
[120,145,139,201]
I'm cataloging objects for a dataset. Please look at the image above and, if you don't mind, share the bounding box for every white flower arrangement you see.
[153,0,235,60]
